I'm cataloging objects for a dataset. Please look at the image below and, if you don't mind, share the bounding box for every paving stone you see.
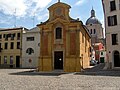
[0,68,120,90]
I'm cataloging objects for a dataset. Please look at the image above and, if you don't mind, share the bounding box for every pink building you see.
[94,43,105,63]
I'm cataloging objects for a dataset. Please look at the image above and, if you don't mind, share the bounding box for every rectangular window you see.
[26,37,34,41]
[4,43,8,49]
[17,33,20,40]
[112,34,118,45]
[10,42,14,49]
[10,56,13,64]
[17,42,20,49]
[108,15,117,26]
[8,34,11,37]
[3,34,5,38]
[11,33,15,40]
[91,29,92,34]
[0,56,1,65]
[110,0,116,11]
[56,27,62,39]
[4,34,8,40]
[119,0,120,9]
[0,35,2,39]
[94,29,96,34]
[0,43,1,52]
[101,52,103,55]
[4,56,7,64]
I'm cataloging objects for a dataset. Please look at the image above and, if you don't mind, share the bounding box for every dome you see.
[86,9,101,25]
[86,17,101,25]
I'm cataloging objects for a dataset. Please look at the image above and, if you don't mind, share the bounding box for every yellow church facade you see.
[37,1,91,72]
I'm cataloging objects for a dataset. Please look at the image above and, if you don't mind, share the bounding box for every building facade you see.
[94,43,105,63]
[102,0,120,68]
[37,1,91,72]
[86,8,105,62]
[0,27,27,68]
[22,27,40,68]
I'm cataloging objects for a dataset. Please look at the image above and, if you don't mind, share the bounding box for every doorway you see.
[114,51,120,67]
[54,51,63,69]
[16,56,20,68]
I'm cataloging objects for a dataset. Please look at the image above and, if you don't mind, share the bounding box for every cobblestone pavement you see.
[0,67,120,90]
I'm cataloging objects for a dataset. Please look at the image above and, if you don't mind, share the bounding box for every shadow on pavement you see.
[9,63,120,77]
[9,70,69,76]
[75,63,120,77]
[75,70,120,77]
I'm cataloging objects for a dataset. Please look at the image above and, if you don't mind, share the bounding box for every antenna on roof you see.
[32,12,35,27]
[14,8,16,27]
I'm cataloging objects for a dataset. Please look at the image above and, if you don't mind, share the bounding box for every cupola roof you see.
[86,8,101,25]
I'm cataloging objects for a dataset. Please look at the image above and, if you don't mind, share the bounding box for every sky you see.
[0,0,104,29]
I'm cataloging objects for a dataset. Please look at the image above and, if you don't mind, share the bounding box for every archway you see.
[114,51,120,67]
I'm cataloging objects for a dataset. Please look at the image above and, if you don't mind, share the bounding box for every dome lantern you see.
[86,8,101,25]
[91,9,95,17]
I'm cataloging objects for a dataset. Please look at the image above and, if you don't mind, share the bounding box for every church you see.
[37,1,91,72]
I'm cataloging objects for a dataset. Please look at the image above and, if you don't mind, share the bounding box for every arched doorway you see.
[114,51,120,67]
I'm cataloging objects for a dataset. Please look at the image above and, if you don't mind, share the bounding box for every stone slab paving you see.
[0,69,120,90]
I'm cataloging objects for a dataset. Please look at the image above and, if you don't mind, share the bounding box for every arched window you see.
[114,51,120,67]
[55,27,62,39]
[26,48,34,55]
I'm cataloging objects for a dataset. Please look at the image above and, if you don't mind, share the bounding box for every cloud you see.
[37,13,49,21]
[0,15,14,26]
[0,0,27,17]
[0,0,52,17]
[25,0,52,16]
[75,0,87,6]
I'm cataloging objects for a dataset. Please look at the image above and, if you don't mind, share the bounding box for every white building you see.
[102,0,120,68]
[99,50,106,63]
[22,27,40,68]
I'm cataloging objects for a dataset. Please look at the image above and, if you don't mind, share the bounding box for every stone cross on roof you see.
[58,0,60,2]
